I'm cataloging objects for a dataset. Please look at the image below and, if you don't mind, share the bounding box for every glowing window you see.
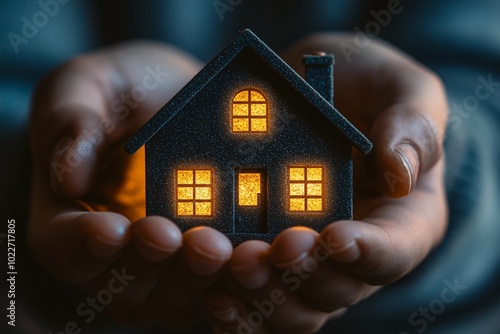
[238,173,261,206]
[231,89,268,133]
[288,166,325,212]
[175,169,213,217]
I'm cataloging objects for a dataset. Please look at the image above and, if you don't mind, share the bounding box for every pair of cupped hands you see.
[29,33,448,334]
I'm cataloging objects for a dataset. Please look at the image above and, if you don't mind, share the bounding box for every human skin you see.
[201,34,448,334]
[28,34,447,333]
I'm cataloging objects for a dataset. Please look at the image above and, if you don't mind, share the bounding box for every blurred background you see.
[1,0,499,333]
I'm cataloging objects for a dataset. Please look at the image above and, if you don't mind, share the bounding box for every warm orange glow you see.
[177,170,193,184]
[195,170,212,184]
[238,173,261,206]
[250,118,267,132]
[290,198,305,211]
[176,169,213,217]
[289,167,305,181]
[233,118,249,132]
[233,90,249,101]
[250,90,266,101]
[231,89,268,133]
[288,166,325,212]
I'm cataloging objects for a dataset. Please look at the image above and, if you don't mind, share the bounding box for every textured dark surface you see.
[125,29,372,155]
[125,29,372,244]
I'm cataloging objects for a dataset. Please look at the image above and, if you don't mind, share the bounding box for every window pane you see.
[307,167,323,181]
[238,173,261,206]
[195,202,212,216]
[250,118,267,132]
[290,198,305,211]
[195,170,211,184]
[233,90,249,101]
[250,103,266,116]
[177,170,193,184]
[177,186,193,200]
[290,183,305,196]
[307,198,323,211]
[232,118,249,132]
[250,90,265,101]
[307,183,322,196]
[178,202,194,216]
[195,187,211,200]
[289,167,305,181]
[233,103,249,116]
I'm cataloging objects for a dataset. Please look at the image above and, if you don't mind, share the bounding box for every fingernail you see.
[206,303,238,323]
[50,137,74,192]
[274,251,308,269]
[230,259,271,289]
[329,240,360,263]
[185,245,230,276]
[395,143,419,196]
[85,236,124,259]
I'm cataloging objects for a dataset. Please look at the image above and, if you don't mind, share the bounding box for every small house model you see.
[125,29,372,244]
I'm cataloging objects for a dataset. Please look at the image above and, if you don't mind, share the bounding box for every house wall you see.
[145,48,353,243]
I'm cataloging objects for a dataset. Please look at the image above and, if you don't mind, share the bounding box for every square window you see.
[290,183,305,196]
[232,118,249,132]
[290,198,305,211]
[177,186,194,200]
[177,202,194,216]
[307,198,323,211]
[195,170,211,184]
[177,170,193,184]
[289,167,305,181]
[195,202,212,216]
[195,187,211,200]
[251,118,267,132]
[307,183,322,196]
[307,167,323,181]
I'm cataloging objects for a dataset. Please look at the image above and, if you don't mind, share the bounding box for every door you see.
[234,168,268,234]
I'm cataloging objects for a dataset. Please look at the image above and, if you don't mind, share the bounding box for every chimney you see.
[302,52,334,106]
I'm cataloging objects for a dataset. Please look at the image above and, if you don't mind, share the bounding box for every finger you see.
[282,34,448,197]
[229,241,272,290]
[131,215,182,262]
[86,216,183,325]
[366,99,446,197]
[28,208,131,284]
[30,42,201,198]
[320,160,447,285]
[140,227,233,331]
[270,228,376,313]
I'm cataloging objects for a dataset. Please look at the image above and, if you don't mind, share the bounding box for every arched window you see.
[231,89,268,133]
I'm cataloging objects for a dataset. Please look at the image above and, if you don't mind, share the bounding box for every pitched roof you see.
[125,29,372,154]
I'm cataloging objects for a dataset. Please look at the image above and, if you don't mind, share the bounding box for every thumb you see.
[49,108,110,198]
[366,105,444,198]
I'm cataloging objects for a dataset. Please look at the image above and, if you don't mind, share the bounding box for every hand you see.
[201,33,448,333]
[28,41,233,330]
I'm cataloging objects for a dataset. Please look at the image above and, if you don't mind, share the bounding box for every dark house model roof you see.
[125,29,372,154]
